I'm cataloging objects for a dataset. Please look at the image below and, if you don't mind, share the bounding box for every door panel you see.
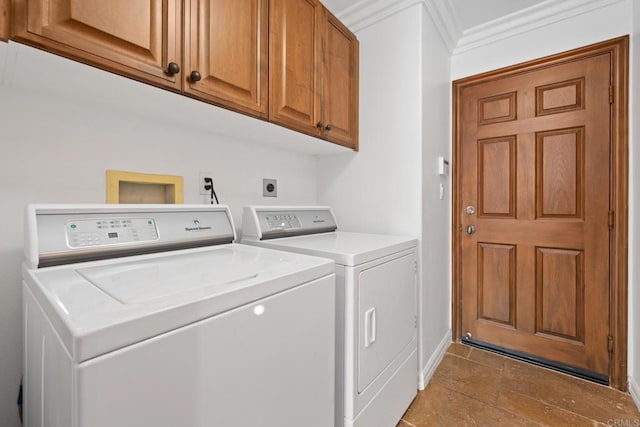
[478,136,516,217]
[477,243,516,326]
[184,0,268,117]
[13,0,182,89]
[460,53,611,377]
[535,247,584,342]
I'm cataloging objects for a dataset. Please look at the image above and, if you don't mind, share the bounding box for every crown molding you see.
[337,0,625,54]
[338,0,460,50]
[453,0,626,54]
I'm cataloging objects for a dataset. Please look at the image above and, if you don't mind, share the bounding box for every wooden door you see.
[184,0,268,118]
[269,0,323,136]
[458,53,611,379]
[323,11,359,150]
[12,0,182,90]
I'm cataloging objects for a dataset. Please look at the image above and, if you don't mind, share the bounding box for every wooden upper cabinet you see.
[269,0,323,137]
[324,12,359,150]
[10,0,358,149]
[184,0,268,118]
[12,0,182,90]
[1,0,9,41]
[270,0,359,149]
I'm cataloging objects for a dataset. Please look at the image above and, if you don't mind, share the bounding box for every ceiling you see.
[322,0,547,32]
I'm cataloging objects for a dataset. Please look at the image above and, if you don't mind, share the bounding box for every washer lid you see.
[24,244,333,362]
[77,247,266,304]
[243,231,417,266]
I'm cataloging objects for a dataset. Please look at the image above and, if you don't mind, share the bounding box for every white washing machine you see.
[242,206,418,427]
[22,204,336,427]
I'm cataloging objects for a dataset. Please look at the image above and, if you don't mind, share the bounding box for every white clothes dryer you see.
[22,204,335,427]
[242,206,418,427]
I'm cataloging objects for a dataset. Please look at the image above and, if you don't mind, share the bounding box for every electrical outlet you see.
[199,172,213,195]
[263,178,277,197]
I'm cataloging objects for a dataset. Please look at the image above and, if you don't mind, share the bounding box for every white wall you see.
[451,0,632,79]
[451,0,637,397]
[317,2,453,387]
[317,6,422,237]
[419,5,452,382]
[0,43,319,427]
[630,0,640,407]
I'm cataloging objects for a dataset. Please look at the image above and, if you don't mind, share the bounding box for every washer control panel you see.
[66,218,158,248]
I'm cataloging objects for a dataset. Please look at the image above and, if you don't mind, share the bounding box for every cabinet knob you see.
[316,121,323,129]
[325,124,332,132]
[190,71,202,82]
[166,62,180,76]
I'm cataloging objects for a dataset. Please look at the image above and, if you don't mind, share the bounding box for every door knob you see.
[466,225,476,235]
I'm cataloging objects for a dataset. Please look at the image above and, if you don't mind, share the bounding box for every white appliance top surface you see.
[24,244,333,362]
[244,231,417,266]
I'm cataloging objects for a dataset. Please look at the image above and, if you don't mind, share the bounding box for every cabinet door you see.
[12,0,182,90]
[184,0,268,118]
[269,0,323,136]
[324,12,359,150]
[1,0,9,41]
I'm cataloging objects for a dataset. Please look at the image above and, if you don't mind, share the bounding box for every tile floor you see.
[398,343,640,426]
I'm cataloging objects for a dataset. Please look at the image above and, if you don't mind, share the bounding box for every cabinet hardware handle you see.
[316,121,323,129]
[166,62,180,76]
[190,70,202,82]
[325,124,332,131]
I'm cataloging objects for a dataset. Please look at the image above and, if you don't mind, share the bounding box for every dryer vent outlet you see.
[263,179,277,197]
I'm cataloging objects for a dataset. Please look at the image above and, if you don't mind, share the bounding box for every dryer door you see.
[357,251,416,392]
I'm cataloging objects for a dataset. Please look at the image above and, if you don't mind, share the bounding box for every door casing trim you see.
[451,36,629,391]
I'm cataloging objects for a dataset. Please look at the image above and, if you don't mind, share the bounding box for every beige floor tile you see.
[501,359,640,424]
[467,347,509,371]
[401,345,639,427]
[431,354,502,405]
[446,342,472,358]
[496,389,602,426]
[441,391,539,426]
[402,383,450,427]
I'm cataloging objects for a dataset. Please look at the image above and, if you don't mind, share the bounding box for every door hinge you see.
[414,315,417,329]
[609,85,614,104]
[414,260,417,273]
[608,211,614,230]
[608,335,614,353]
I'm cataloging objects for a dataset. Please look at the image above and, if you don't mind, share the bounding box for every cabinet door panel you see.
[184,0,268,117]
[269,0,322,136]
[324,12,359,149]
[1,0,9,41]
[13,0,181,90]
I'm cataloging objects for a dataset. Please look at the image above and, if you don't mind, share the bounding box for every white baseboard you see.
[630,376,640,412]
[418,329,451,390]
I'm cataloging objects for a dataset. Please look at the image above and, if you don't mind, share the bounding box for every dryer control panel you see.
[242,206,337,240]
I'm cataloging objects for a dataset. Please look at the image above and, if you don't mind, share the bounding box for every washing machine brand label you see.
[312,219,326,223]
[185,226,212,231]
[185,219,212,232]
